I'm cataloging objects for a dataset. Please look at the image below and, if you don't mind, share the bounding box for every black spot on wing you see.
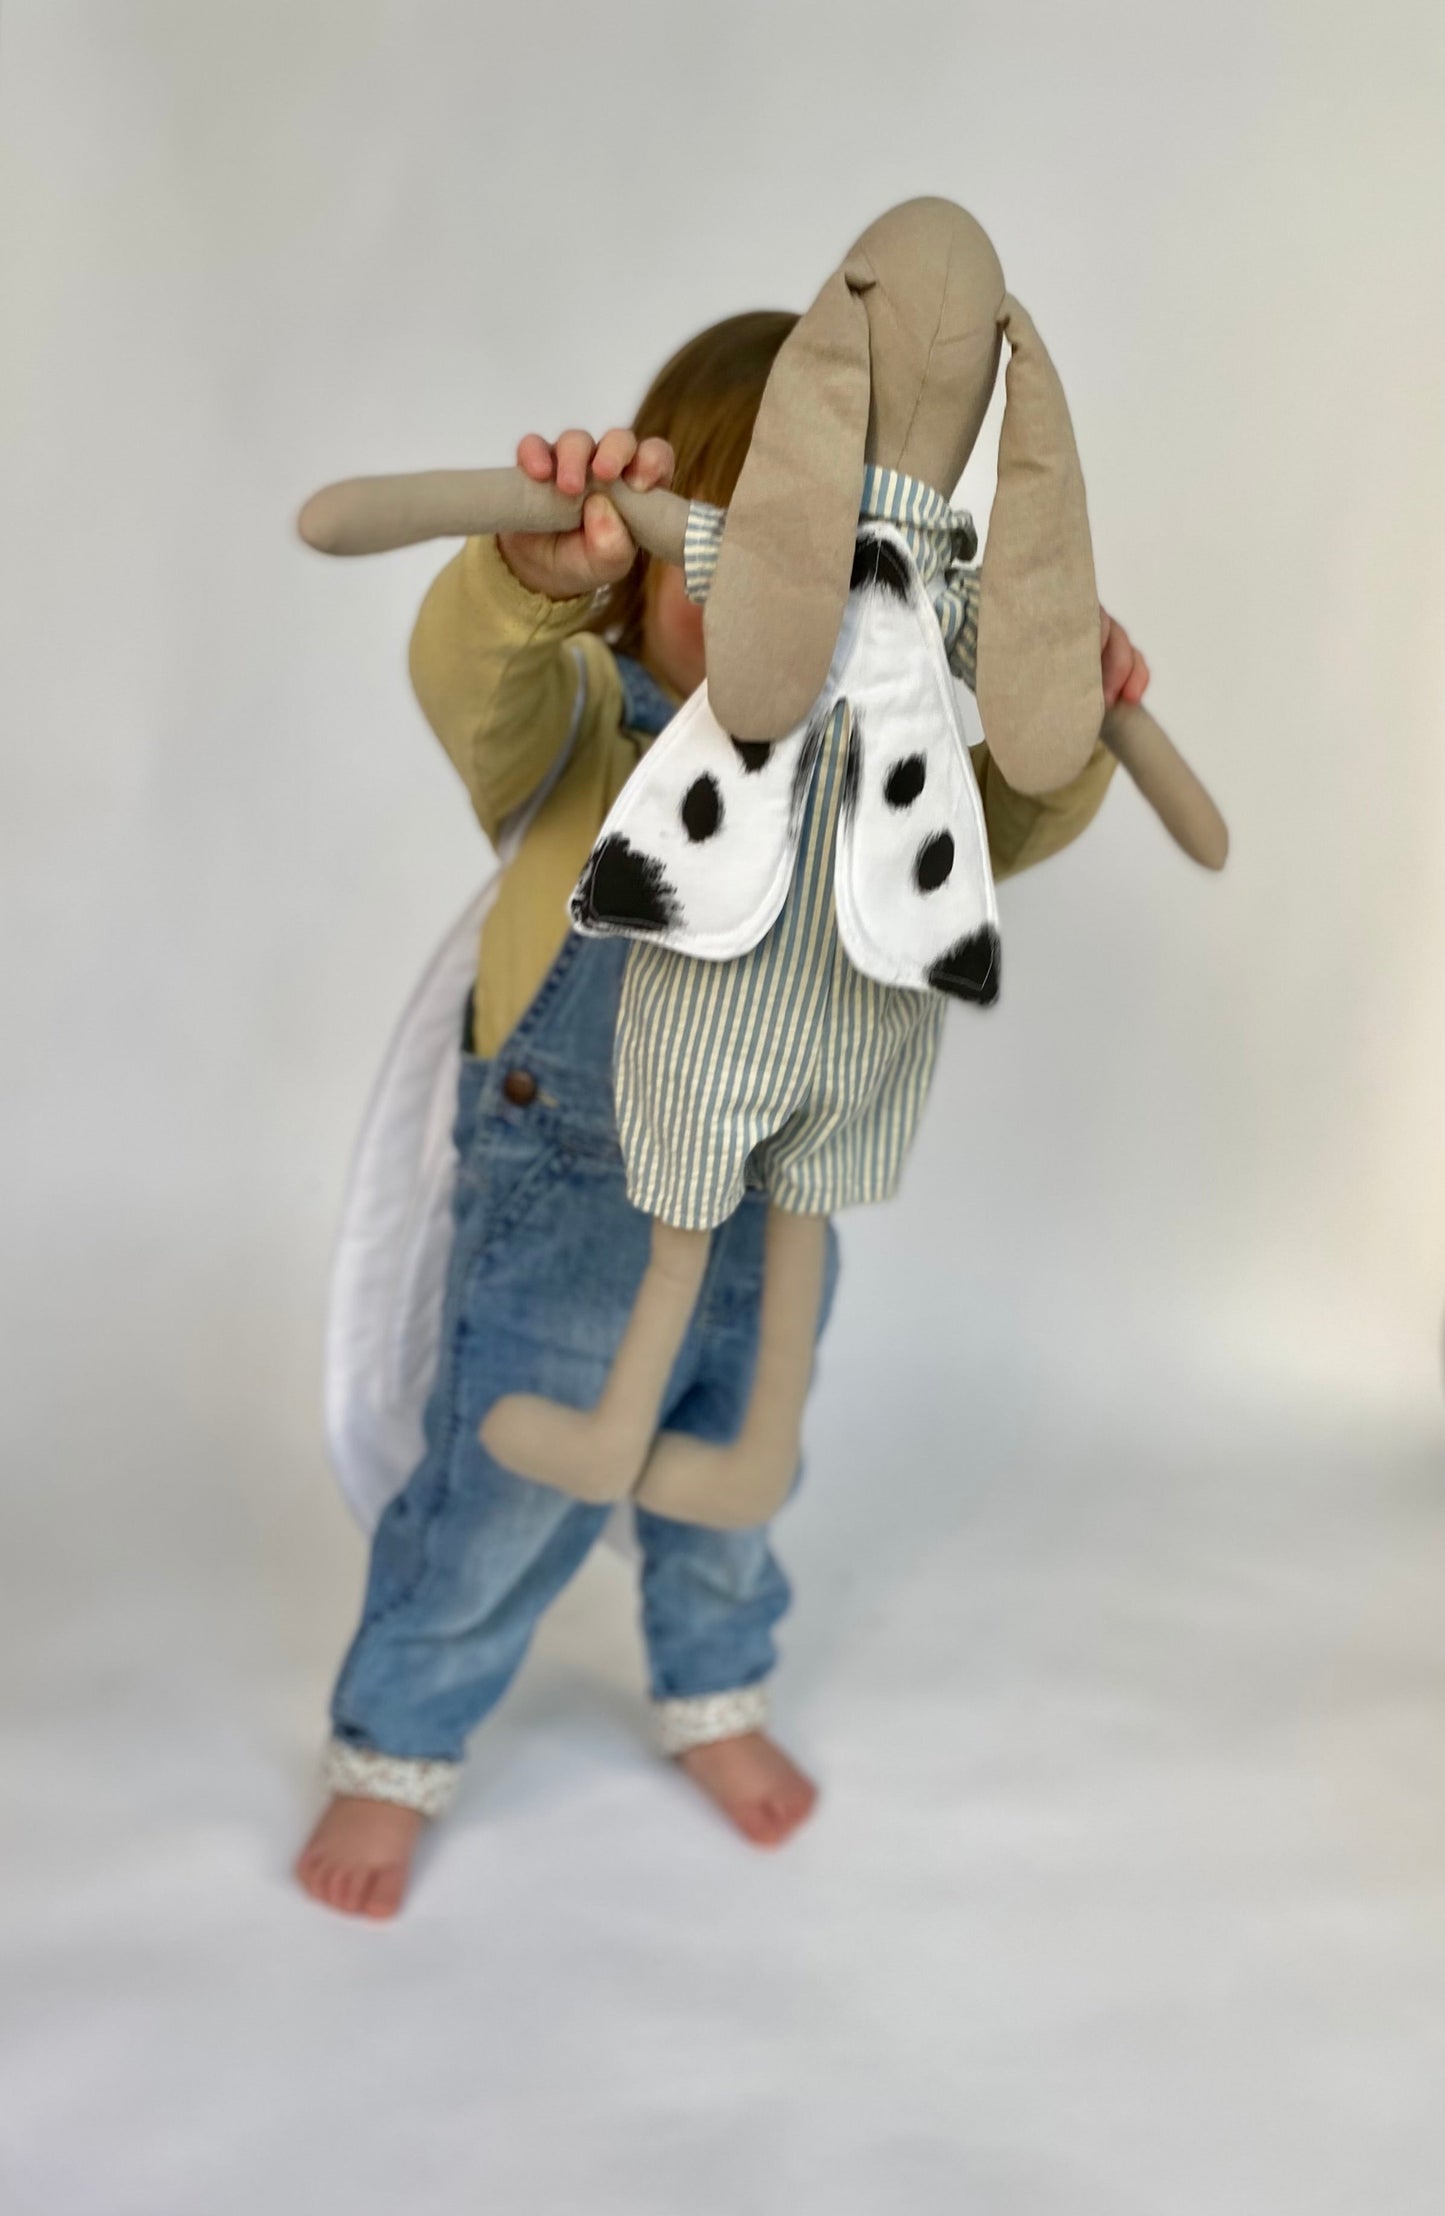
[914,830,955,892]
[788,712,829,832]
[573,835,678,933]
[730,737,771,775]
[884,754,926,809]
[849,532,911,600]
[841,713,862,822]
[681,773,723,842]
[928,926,1001,1006]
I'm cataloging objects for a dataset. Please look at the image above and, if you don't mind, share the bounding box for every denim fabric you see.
[330,915,840,1767]
[614,650,678,738]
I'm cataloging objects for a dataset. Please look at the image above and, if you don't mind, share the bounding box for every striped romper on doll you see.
[590,465,988,1231]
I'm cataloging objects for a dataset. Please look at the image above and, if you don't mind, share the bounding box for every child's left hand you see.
[1100,608,1150,708]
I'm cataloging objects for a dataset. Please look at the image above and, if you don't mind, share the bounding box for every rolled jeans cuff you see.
[323,1739,460,1818]
[654,1680,770,1757]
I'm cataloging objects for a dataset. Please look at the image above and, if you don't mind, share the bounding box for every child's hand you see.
[1100,607,1150,708]
[499,429,675,600]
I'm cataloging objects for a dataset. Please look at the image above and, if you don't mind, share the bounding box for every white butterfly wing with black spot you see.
[833,531,1000,1004]
[570,676,820,960]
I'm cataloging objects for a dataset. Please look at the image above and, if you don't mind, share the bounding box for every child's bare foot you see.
[294,1795,426,1919]
[674,1731,818,1847]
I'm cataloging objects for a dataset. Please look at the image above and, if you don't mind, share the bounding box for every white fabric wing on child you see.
[323,648,592,1534]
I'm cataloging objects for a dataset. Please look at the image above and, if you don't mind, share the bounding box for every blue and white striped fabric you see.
[615,687,946,1226]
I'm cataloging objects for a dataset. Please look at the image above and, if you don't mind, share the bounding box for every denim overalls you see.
[325,657,841,1814]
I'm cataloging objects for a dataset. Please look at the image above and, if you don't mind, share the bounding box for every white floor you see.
[2,1218,1441,2216]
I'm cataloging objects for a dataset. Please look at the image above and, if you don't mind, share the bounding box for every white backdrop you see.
[2,5,1442,2212]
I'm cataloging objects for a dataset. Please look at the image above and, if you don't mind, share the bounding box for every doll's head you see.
[587,309,797,694]
[706,197,1105,796]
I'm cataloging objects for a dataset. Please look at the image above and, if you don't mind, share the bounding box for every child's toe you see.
[785,1777,818,1825]
[762,1782,814,1842]
[742,1798,788,1846]
[299,1854,339,1904]
[334,1864,372,1915]
[364,1864,408,1919]
[319,1863,352,1910]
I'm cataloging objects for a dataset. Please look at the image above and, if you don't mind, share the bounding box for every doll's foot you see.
[295,1795,427,1919]
[675,1731,818,1847]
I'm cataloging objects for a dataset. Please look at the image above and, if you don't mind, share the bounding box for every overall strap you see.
[488,647,677,1123]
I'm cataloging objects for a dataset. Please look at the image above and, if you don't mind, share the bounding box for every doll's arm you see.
[409,536,612,844]
[970,687,1226,875]
[301,467,690,566]
[948,570,1227,872]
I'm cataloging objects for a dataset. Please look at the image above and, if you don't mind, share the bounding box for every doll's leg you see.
[480,1219,711,1497]
[632,1204,829,1529]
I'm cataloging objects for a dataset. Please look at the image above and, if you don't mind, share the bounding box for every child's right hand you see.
[498,428,675,600]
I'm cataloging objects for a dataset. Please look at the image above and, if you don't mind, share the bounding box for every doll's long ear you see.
[704,261,873,741]
[974,294,1104,795]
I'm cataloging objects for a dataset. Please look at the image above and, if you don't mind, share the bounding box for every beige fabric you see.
[632,1207,830,1530]
[973,294,1105,798]
[703,261,873,741]
[848,198,1004,495]
[299,466,688,564]
[479,1222,710,1498]
[1100,702,1229,869]
[482,1203,830,1528]
[703,200,1108,801]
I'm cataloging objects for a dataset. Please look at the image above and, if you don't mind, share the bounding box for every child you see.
[296,311,1150,1919]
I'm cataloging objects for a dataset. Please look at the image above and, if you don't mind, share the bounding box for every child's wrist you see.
[492,533,592,610]
[496,533,553,597]
[467,536,598,650]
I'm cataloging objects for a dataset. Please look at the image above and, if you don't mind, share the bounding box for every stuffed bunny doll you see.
[300,197,1227,1533]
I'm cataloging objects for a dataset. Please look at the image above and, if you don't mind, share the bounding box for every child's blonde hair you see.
[587,309,797,661]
